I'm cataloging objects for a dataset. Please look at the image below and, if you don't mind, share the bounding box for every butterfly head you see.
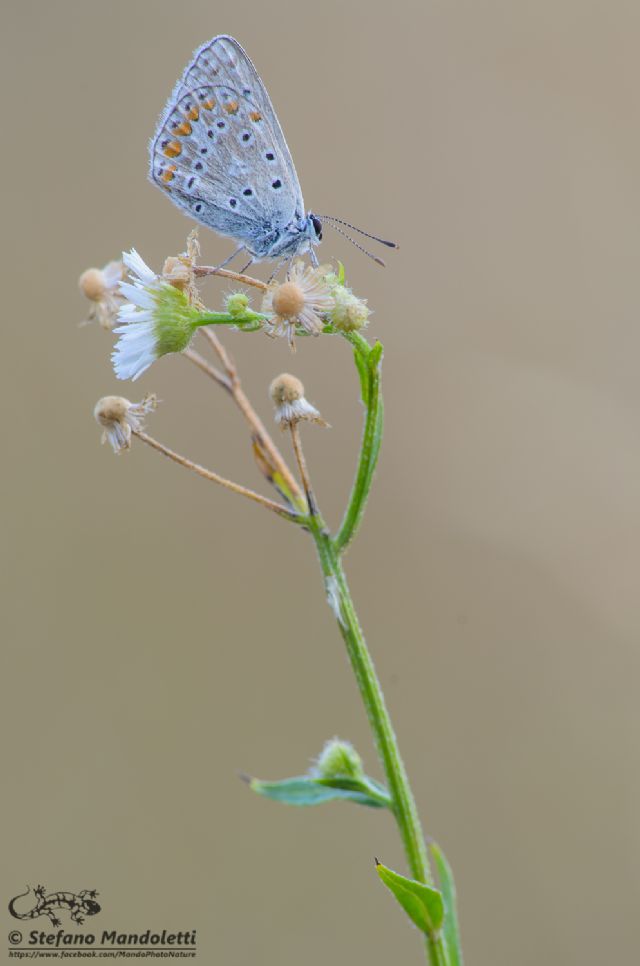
[310,214,323,242]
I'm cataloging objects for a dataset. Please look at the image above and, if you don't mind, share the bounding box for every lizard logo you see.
[8,884,101,927]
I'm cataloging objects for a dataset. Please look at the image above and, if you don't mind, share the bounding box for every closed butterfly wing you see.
[149,35,305,251]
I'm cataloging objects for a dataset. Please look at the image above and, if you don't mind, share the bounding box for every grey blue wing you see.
[171,35,304,215]
[149,36,305,248]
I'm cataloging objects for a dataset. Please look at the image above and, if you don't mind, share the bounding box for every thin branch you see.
[290,423,318,518]
[197,328,306,511]
[132,430,301,523]
[194,265,268,291]
[182,347,231,392]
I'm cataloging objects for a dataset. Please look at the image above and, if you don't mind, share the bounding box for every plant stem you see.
[197,328,307,512]
[334,343,383,553]
[306,515,447,964]
[133,430,301,523]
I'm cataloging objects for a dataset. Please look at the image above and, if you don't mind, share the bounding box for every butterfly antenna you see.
[317,216,398,250]
[323,222,387,267]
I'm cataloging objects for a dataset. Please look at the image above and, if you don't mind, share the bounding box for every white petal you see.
[113,321,155,344]
[118,281,155,309]
[112,322,158,380]
[123,249,156,284]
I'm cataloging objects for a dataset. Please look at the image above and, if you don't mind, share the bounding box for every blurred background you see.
[3,1,640,963]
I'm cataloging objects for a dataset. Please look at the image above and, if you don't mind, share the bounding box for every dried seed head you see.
[269,373,305,406]
[79,260,125,330]
[79,268,107,301]
[93,394,157,454]
[261,262,334,349]
[94,395,130,427]
[269,374,328,430]
[271,281,306,320]
[162,255,191,291]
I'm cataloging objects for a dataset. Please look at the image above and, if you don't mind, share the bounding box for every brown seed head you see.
[94,396,130,427]
[79,268,107,302]
[269,373,305,406]
[271,281,305,320]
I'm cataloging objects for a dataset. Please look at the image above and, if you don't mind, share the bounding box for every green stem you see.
[335,332,384,553]
[307,515,447,964]
[196,310,266,327]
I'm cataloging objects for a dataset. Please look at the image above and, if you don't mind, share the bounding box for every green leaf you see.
[315,775,392,809]
[369,339,384,372]
[353,346,370,403]
[429,841,463,966]
[247,775,388,808]
[376,860,444,935]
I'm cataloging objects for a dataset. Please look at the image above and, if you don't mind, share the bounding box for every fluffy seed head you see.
[271,281,306,320]
[94,396,130,427]
[79,268,107,301]
[269,373,305,406]
[93,394,157,454]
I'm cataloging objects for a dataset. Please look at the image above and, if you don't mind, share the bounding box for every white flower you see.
[269,373,328,430]
[93,395,157,454]
[78,260,125,330]
[112,250,199,381]
[262,261,333,349]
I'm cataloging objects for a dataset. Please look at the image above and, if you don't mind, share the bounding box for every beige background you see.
[2,1,640,963]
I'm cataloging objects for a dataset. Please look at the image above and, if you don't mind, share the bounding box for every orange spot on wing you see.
[224,99,239,114]
[161,165,176,183]
[172,121,192,137]
[201,98,216,110]
[249,111,262,122]
[163,140,182,158]
[185,105,200,121]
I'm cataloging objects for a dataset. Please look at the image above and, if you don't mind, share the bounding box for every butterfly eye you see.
[311,216,323,241]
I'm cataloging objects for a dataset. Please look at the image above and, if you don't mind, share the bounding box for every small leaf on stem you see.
[375,860,444,935]
[429,841,464,966]
[247,774,389,808]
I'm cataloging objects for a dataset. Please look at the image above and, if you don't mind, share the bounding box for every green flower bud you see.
[225,291,251,318]
[330,286,370,332]
[314,738,364,780]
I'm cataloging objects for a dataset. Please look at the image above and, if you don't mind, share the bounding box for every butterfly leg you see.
[215,246,247,271]
[267,256,290,284]
[310,249,319,268]
[238,257,255,274]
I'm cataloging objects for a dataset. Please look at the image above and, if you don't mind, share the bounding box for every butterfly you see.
[149,35,396,272]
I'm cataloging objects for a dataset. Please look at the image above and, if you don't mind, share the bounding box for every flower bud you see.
[330,286,370,332]
[225,291,251,318]
[315,738,364,780]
